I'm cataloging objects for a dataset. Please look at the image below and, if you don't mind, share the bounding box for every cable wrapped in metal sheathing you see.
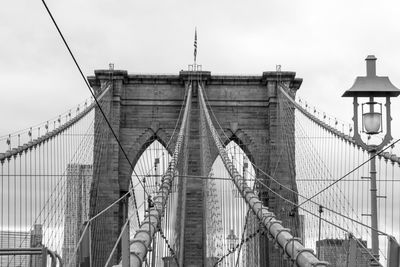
[198,84,329,267]
[130,85,192,266]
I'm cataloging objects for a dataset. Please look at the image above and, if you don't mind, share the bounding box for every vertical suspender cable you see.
[198,83,327,267]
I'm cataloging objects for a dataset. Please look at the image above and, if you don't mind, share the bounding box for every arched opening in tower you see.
[205,140,260,267]
[129,139,180,266]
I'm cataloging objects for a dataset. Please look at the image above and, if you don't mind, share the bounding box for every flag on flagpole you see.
[194,28,197,64]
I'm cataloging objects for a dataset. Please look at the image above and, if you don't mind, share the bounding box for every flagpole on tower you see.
[194,27,197,69]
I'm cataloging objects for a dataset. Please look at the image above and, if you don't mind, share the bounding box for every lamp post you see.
[227,229,238,266]
[342,55,400,265]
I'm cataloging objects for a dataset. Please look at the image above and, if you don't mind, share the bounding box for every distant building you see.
[29,224,43,267]
[316,238,374,266]
[0,225,45,267]
[62,164,92,266]
[0,230,31,267]
[298,215,305,244]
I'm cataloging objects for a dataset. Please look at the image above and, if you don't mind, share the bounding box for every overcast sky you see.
[1,0,400,144]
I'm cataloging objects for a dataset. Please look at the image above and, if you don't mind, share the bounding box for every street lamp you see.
[227,229,238,251]
[227,229,238,266]
[342,55,400,265]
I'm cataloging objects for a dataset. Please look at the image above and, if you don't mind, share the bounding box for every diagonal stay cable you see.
[129,84,192,266]
[272,83,400,211]
[215,229,266,267]
[275,92,377,240]
[276,94,391,261]
[296,137,400,208]
[237,87,396,236]
[254,176,383,266]
[40,0,149,196]
[201,80,392,242]
[201,78,393,262]
[198,83,325,266]
[243,157,390,235]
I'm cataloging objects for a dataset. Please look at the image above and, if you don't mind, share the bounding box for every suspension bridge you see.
[1,57,400,267]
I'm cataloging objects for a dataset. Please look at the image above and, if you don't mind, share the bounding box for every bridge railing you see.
[0,247,62,267]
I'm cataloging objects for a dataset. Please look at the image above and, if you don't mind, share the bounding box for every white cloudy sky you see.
[1,1,400,260]
[1,0,400,141]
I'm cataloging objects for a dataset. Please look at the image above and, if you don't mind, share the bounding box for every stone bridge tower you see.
[88,69,302,266]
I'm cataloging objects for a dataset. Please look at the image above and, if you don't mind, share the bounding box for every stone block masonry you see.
[87,69,301,266]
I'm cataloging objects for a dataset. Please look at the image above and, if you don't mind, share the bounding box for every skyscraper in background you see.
[298,215,305,244]
[62,164,92,266]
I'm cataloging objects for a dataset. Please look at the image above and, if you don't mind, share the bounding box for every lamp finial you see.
[366,55,377,77]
